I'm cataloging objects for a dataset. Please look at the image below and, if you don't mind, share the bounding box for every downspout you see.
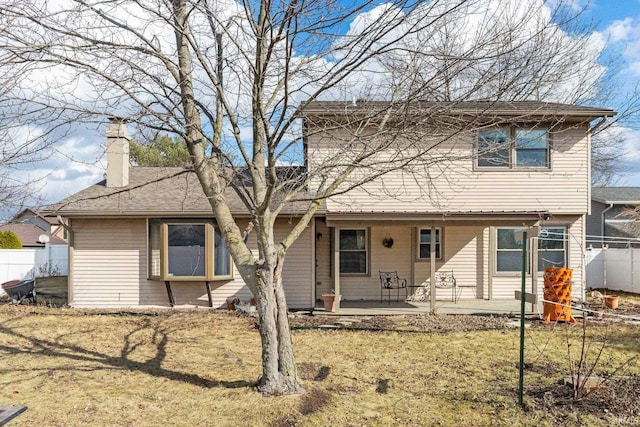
[57,215,74,306]
[601,203,614,243]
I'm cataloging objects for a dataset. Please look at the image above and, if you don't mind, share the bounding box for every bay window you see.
[149,219,232,280]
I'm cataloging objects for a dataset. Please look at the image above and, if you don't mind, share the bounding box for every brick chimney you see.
[105,117,130,188]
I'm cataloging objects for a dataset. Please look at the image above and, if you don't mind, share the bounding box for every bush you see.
[0,230,23,249]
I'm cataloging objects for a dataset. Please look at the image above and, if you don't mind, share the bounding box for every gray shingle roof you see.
[592,187,640,204]
[301,100,616,121]
[43,167,319,218]
[0,224,66,247]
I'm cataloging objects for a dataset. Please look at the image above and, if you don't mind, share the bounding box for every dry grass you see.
[0,305,638,426]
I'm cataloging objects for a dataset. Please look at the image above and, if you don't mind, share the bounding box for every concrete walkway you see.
[310,299,543,316]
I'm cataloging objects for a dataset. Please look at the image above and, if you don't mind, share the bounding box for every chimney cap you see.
[108,116,129,123]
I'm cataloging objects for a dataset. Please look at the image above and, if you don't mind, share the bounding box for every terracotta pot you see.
[603,295,619,310]
[321,293,337,312]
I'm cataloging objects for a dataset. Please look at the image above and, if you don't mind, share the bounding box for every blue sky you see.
[13,0,640,213]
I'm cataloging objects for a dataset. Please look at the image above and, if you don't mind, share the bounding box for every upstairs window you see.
[478,130,510,167]
[149,219,232,281]
[478,128,549,169]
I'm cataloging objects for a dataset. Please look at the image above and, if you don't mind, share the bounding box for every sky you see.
[9,0,640,214]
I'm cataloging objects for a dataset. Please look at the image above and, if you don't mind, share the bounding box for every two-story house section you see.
[45,101,614,310]
[304,101,615,307]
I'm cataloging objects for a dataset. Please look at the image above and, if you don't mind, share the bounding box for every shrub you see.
[0,230,23,249]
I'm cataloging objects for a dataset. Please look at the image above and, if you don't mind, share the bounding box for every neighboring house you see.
[587,187,640,242]
[11,208,69,242]
[44,101,615,309]
[0,223,67,248]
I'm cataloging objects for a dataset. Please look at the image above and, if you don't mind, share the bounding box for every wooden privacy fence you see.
[585,247,640,294]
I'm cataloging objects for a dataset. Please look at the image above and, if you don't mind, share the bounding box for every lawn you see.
[0,305,638,426]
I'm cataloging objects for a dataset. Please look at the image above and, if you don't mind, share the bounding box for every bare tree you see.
[0,0,616,394]
[0,34,50,219]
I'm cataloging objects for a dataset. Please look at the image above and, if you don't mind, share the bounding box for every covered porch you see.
[313,211,580,313]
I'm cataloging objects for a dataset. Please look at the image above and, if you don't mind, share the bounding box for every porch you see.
[311,298,542,316]
[313,214,583,313]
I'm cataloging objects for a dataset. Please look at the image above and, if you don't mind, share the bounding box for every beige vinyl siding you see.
[308,125,590,214]
[71,218,314,309]
[413,226,484,300]
[278,222,314,308]
[72,219,148,307]
[338,226,412,301]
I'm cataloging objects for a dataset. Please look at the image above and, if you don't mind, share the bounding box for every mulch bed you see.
[527,376,640,424]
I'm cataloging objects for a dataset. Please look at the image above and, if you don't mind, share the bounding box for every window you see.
[167,224,206,277]
[339,229,368,274]
[496,227,566,273]
[418,228,442,259]
[537,228,566,270]
[496,228,524,272]
[148,219,232,280]
[478,127,549,169]
[478,130,509,167]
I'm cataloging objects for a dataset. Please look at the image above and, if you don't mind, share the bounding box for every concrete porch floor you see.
[309,299,543,316]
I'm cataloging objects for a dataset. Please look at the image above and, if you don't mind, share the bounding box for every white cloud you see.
[606,18,634,42]
[602,124,640,186]
[602,16,640,77]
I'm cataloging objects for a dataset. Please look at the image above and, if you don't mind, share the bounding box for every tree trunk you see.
[253,257,303,396]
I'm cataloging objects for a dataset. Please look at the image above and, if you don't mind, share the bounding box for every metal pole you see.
[518,231,528,407]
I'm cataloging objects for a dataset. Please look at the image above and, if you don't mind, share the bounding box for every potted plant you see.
[603,294,619,309]
[321,290,340,312]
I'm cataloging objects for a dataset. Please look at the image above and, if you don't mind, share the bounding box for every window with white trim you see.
[478,128,549,169]
[496,227,566,272]
[149,219,232,280]
[339,229,368,274]
[418,228,442,260]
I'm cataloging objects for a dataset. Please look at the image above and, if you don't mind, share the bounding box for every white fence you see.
[0,244,68,284]
[586,247,640,294]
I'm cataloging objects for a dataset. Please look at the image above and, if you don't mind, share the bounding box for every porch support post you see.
[488,226,494,300]
[410,227,416,289]
[430,226,436,313]
[333,226,341,312]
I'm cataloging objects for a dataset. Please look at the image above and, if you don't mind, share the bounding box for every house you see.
[10,208,68,242]
[587,187,640,242]
[0,223,67,248]
[44,101,615,310]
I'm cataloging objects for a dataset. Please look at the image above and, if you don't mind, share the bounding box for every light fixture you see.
[316,232,323,241]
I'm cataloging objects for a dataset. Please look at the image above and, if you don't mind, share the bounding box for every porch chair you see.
[433,270,457,302]
[379,271,407,303]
